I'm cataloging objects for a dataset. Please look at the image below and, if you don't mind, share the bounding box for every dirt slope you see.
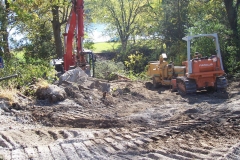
[0,79,239,160]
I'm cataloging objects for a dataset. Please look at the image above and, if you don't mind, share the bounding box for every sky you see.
[87,23,110,42]
[9,23,110,47]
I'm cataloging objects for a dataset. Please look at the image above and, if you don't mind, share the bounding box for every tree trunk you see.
[121,38,128,56]
[224,0,240,61]
[2,0,11,59]
[52,5,63,58]
[224,0,239,37]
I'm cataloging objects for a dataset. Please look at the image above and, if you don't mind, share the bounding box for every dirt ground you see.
[0,74,240,159]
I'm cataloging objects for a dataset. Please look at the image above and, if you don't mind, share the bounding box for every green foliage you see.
[24,34,55,61]
[124,52,146,73]
[9,0,71,58]
[84,39,95,51]
[225,45,238,73]
[165,40,186,65]
[160,0,189,48]
[87,0,149,54]
[94,60,125,80]
[186,0,240,73]
[0,55,56,89]
[187,0,226,35]
[233,73,240,79]
[125,70,149,81]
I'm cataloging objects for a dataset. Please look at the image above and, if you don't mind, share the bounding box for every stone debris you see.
[58,67,88,85]
[35,67,110,103]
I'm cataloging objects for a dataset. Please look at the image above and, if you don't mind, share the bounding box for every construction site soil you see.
[0,73,240,159]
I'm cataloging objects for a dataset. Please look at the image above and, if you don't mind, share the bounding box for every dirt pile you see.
[35,67,110,103]
[0,76,240,159]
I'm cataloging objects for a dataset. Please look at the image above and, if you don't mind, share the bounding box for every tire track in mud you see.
[0,122,239,160]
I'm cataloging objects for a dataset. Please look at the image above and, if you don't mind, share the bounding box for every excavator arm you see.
[63,0,95,76]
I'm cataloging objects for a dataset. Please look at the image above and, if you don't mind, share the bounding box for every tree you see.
[224,0,240,39]
[9,0,71,59]
[155,0,189,64]
[51,0,70,58]
[187,0,240,71]
[188,0,228,34]
[161,0,189,48]
[0,0,12,59]
[87,0,149,55]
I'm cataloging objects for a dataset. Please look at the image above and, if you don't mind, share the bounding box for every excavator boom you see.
[63,0,95,76]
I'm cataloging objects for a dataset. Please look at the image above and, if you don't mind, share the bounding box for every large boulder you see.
[36,85,67,103]
[58,66,110,93]
[59,67,88,85]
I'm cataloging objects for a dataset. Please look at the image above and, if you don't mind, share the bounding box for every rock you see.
[59,67,88,85]
[88,80,110,92]
[61,82,80,98]
[36,85,67,103]
[184,108,199,114]
[112,89,123,97]
[0,101,10,112]
[11,102,23,110]
[59,73,111,94]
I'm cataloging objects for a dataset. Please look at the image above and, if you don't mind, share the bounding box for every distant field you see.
[11,42,120,59]
[93,42,120,53]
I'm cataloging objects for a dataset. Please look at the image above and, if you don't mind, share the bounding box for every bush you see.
[124,52,147,74]
[0,57,56,89]
[94,60,125,80]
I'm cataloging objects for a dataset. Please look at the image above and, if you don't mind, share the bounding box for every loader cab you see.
[182,33,224,75]
[158,53,168,69]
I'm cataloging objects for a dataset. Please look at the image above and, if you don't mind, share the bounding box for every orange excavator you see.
[53,0,95,76]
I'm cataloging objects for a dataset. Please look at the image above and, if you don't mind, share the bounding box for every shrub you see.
[0,57,56,89]
[94,60,125,80]
[124,52,147,74]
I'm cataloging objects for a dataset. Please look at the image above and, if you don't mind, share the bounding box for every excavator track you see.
[176,77,197,95]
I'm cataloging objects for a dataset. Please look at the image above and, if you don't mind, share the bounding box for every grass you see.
[11,42,120,56]
[93,42,120,53]
[36,79,49,88]
[0,87,17,105]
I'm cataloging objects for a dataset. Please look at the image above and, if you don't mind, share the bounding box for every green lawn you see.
[93,42,120,53]
[12,42,120,58]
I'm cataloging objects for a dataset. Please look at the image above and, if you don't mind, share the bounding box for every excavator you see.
[147,33,227,95]
[53,0,95,77]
